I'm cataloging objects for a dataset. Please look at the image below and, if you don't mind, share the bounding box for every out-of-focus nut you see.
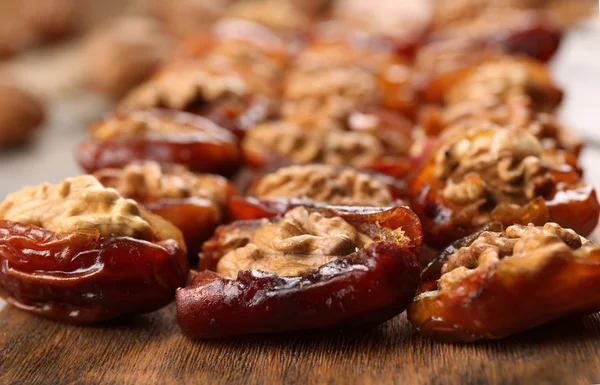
[0,83,45,148]
[252,164,394,206]
[243,122,323,164]
[21,0,77,41]
[94,161,229,207]
[152,0,230,38]
[84,17,173,98]
[229,0,310,33]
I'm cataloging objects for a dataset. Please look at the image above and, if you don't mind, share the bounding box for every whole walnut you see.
[20,0,78,41]
[0,83,45,148]
[84,17,173,98]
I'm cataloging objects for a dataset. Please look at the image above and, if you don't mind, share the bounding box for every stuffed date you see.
[177,205,422,338]
[118,19,287,136]
[94,161,236,262]
[229,164,406,221]
[0,175,189,323]
[409,125,598,248]
[76,109,241,175]
[408,222,600,341]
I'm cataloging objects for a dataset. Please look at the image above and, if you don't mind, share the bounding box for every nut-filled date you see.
[177,205,422,338]
[0,220,188,323]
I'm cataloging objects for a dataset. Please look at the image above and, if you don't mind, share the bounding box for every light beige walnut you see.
[120,63,248,111]
[0,175,167,241]
[244,119,395,168]
[93,161,230,208]
[438,223,590,291]
[203,37,285,82]
[84,17,173,98]
[217,206,370,277]
[253,164,393,206]
[444,58,558,111]
[333,0,431,38]
[324,130,384,167]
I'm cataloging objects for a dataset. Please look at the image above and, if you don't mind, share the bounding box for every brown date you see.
[229,164,408,221]
[76,109,241,176]
[427,9,561,63]
[178,205,422,338]
[408,126,598,248]
[408,223,600,341]
[0,219,189,324]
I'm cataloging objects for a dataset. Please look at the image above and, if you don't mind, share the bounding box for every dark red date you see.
[177,205,422,338]
[0,220,189,324]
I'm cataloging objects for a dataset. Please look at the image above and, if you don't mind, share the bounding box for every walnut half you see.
[439,222,588,291]
[216,206,371,278]
[435,126,554,222]
[94,161,230,207]
[0,175,160,241]
[252,164,394,206]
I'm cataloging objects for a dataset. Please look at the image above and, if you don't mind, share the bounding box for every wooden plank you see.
[1,304,600,385]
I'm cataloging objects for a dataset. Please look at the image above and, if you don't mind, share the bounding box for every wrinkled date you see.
[177,205,422,338]
[0,220,189,324]
[118,21,286,138]
[408,223,600,341]
[76,109,241,175]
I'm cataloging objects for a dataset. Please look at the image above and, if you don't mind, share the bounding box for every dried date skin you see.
[408,228,600,342]
[144,198,222,263]
[0,220,189,324]
[178,206,422,338]
[76,110,241,175]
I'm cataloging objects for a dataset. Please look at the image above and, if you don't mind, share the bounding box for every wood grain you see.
[1,304,600,385]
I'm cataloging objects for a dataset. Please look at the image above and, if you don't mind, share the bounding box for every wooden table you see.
[1,20,600,385]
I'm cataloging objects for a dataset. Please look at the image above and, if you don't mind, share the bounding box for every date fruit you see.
[177,205,422,338]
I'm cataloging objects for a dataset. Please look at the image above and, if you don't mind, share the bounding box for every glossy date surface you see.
[408,230,600,342]
[0,220,189,324]
[77,110,242,175]
[177,206,423,338]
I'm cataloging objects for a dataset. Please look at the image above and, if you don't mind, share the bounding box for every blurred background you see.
[0,0,597,197]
